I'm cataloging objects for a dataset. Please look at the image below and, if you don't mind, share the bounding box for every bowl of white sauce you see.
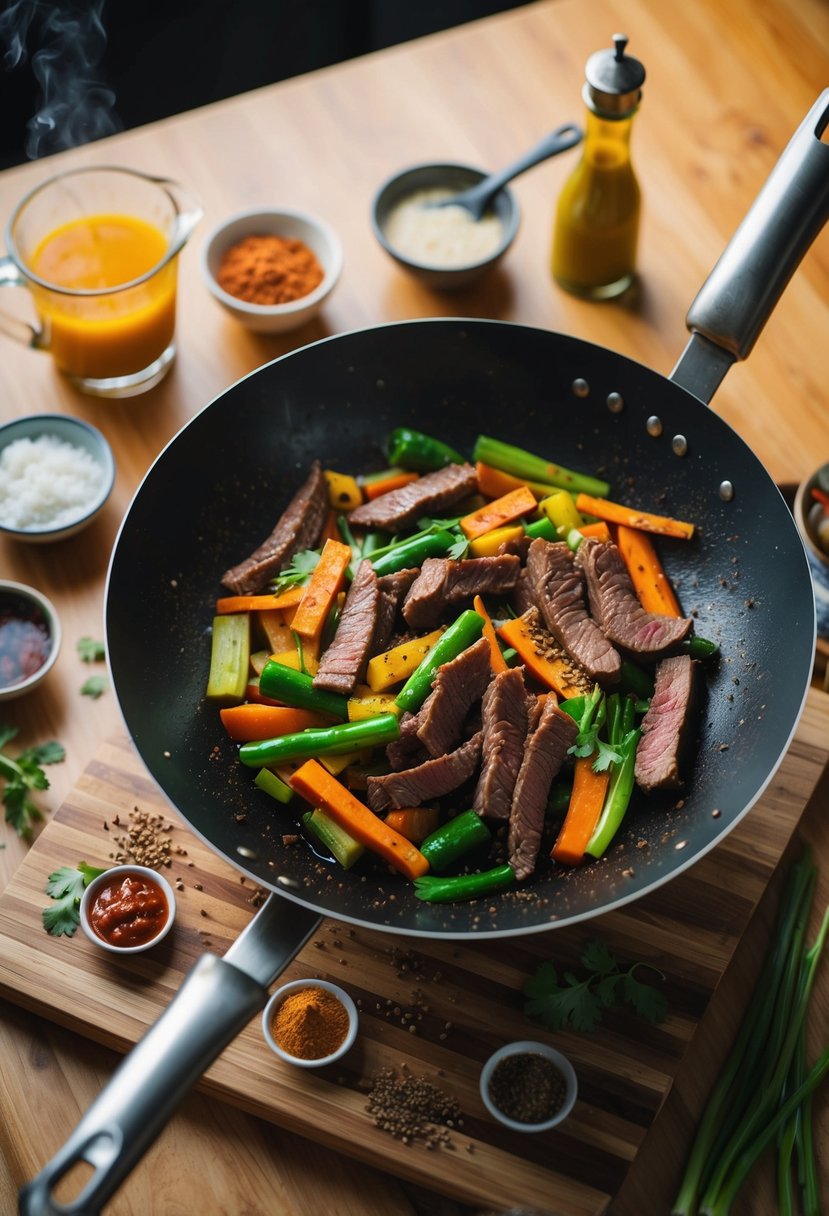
[0,414,115,543]
[371,162,520,290]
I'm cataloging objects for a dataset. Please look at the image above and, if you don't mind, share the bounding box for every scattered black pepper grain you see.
[487,1052,567,1125]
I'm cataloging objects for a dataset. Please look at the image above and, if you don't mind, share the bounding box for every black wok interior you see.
[105,319,815,937]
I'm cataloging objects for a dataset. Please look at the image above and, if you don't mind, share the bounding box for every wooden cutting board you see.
[0,689,827,1215]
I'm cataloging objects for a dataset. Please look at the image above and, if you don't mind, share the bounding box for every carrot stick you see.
[291,538,352,640]
[475,462,560,501]
[289,760,430,879]
[460,485,538,540]
[614,523,682,616]
[473,594,509,674]
[384,807,441,844]
[497,615,592,699]
[216,586,304,614]
[551,756,611,865]
[575,493,695,540]
[320,508,341,543]
[578,521,613,542]
[256,609,294,654]
[362,469,420,500]
[219,704,330,742]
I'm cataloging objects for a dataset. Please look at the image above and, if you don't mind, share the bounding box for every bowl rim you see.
[0,578,62,700]
[200,206,344,316]
[370,159,520,273]
[261,977,359,1067]
[0,412,115,539]
[479,1039,578,1132]
[794,462,829,570]
[79,863,177,954]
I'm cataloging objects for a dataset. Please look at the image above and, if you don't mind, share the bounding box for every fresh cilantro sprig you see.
[77,637,105,663]
[0,725,66,839]
[523,937,668,1032]
[42,862,106,936]
[81,675,108,699]
[271,549,321,594]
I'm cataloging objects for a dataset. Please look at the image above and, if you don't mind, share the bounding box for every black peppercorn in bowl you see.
[480,1040,578,1132]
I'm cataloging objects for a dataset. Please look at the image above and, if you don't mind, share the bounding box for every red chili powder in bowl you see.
[217,234,324,305]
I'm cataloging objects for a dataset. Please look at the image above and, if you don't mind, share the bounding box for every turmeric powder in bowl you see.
[262,978,359,1067]
[217,233,324,306]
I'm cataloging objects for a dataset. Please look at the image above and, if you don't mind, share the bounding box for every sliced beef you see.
[526,539,621,683]
[498,533,533,561]
[366,731,482,813]
[402,554,521,631]
[222,461,328,595]
[313,560,380,695]
[373,568,420,656]
[473,667,530,820]
[577,538,693,658]
[416,637,492,757]
[508,699,578,880]
[511,568,538,617]
[348,462,478,532]
[635,654,699,792]
[385,712,428,770]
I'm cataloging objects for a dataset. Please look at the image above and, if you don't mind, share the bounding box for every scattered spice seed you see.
[366,1068,463,1148]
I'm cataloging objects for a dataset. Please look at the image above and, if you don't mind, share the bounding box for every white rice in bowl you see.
[0,434,107,531]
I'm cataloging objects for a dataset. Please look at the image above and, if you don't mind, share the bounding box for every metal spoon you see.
[427,122,582,221]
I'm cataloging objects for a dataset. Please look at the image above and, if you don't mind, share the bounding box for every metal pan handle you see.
[18,896,321,1216]
[671,89,829,403]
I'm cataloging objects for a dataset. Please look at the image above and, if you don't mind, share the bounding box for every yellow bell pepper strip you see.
[239,712,400,768]
[290,538,352,641]
[469,524,524,558]
[460,485,537,540]
[496,614,593,699]
[302,809,364,869]
[254,768,294,804]
[258,660,348,719]
[324,469,362,512]
[290,760,429,880]
[366,629,445,692]
[574,492,695,540]
[539,489,584,536]
[414,864,517,903]
[473,435,611,497]
[419,809,492,872]
[346,690,402,720]
[205,614,250,702]
[255,609,295,655]
[395,610,485,714]
[386,427,465,472]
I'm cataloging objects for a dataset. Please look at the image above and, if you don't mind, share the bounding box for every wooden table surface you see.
[1,0,827,1212]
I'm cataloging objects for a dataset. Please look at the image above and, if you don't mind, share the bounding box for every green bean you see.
[394,609,484,714]
[370,528,456,577]
[239,712,400,768]
[419,810,491,872]
[386,427,465,471]
[414,864,517,903]
[257,661,348,719]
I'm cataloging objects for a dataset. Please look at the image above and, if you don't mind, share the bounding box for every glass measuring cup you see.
[0,165,202,398]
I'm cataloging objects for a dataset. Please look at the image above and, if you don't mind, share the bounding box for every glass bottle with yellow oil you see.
[552,34,646,300]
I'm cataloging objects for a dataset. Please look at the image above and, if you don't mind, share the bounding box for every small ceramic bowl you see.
[200,207,343,334]
[479,1040,578,1133]
[794,461,829,638]
[0,579,61,702]
[371,161,520,290]
[0,413,115,543]
[79,864,176,955]
[262,978,359,1068]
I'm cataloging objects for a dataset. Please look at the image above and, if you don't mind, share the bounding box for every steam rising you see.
[1,0,122,159]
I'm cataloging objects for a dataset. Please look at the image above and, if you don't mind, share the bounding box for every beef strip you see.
[416,636,492,757]
[385,712,428,770]
[635,654,699,792]
[402,554,521,631]
[222,461,328,595]
[508,698,578,880]
[577,538,693,657]
[526,539,621,683]
[313,560,381,695]
[366,731,483,812]
[473,667,530,820]
[511,567,538,617]
[373,568,420,656]
[348,462,478,531]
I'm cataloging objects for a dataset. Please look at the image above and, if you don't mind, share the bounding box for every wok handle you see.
[19,896,321,1216]
[671,89,829,403]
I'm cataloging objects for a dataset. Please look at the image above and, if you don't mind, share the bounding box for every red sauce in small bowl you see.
[0,592,51,690]
[88,872,169,949]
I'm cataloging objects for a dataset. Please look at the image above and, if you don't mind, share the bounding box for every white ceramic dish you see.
[0,413,115,543]
[0,579,61,702]
[79,864,176,954]
[261,978,358,1068]
[200,207,343,334]
[479,1040,578,1132]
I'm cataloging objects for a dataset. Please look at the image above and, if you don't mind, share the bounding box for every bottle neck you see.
[581,108,636,167]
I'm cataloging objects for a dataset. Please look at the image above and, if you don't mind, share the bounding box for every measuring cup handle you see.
[0,256,43,348]
[146,176,204,251]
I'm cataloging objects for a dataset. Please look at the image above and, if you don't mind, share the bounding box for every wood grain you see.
[1,689,826,1214]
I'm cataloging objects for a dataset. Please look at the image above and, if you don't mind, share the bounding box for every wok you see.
[21,92,829,1216]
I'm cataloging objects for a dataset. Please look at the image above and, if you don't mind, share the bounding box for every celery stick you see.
[302,809,364,869]
[205,613,250,701]
[254,768,294,804]
[473,435,610,497]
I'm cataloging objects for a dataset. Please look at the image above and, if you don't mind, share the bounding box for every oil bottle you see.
[552,34,646,300]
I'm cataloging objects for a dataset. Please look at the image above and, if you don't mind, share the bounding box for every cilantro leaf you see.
[81,675,108,699]
[77,637,106,663]
[447,534,470,561]
[42,861,106,936]
[581,937,617,976]
[624,966,669,1023]
[45,865,88,901]
[22,740,66,767]
[0,729,65,838]
[43,895,81,937]
[271,549,321,593]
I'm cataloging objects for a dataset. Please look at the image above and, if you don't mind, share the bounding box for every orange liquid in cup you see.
[29,213,177,380]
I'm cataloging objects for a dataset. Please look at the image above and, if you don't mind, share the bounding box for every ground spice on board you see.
[271,986,350,1060]
[366,1067,463,1148]
[217,234,324,305]
[487,1051,567,1124]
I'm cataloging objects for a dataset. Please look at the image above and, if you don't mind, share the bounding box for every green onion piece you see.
[683,636,720,660]
[414,864,517,903]
[254,768,294,804]
[239,712,400,768]
[370,528,457,578]
[524,516,558,541]
[205,614,250,701]
[473,435,610,498]
[419,809,491,872]
[395,609,485,714]
[584,728,641,858]
[258,661,348,720]
[302,809,365,870]
[386,427,465,472]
